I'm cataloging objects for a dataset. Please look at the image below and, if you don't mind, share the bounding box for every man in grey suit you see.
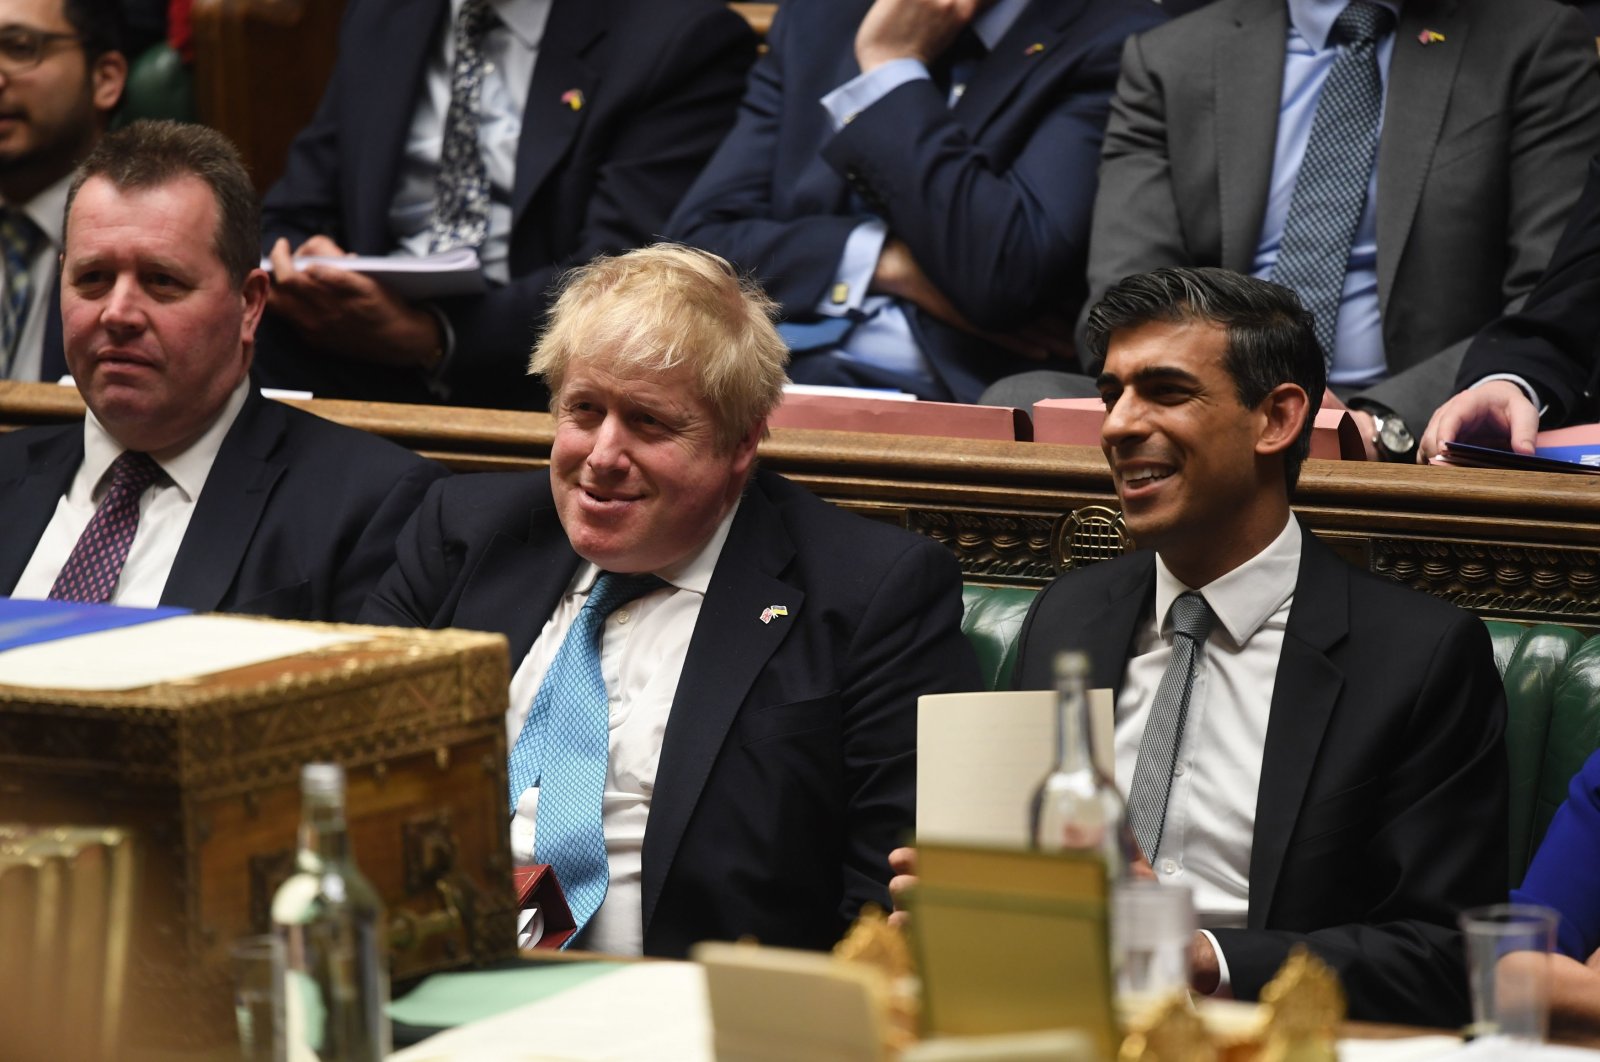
[989,0,1600,460]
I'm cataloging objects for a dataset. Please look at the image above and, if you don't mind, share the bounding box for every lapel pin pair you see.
[1417,29,1446,45]
[759,605,789,625]
[561,88,584,111]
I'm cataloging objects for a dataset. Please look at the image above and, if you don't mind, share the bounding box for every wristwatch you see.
[1364,405,1415,462]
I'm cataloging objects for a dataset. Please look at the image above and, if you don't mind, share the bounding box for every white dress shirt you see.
[507,502,738,955]
[2,173,71,382]
[10,380,249,606]
[1115,516,1301,986]
[389,0,551,285]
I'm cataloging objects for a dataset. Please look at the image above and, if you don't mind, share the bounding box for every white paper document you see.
[260,248,487,299]
[916,689,1116,846]
[390,962,712,1061]
[0,615,364,691]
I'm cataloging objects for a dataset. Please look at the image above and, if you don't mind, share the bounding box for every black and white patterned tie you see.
[1270,1,1395,366]
[428,0,497,253]
[1126,591,1216,864]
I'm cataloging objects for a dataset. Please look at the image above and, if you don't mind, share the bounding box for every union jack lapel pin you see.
[759,605,790,625]
[1417,29,1445,45]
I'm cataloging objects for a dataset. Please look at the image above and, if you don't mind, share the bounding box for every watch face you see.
[1379,417,1415,453]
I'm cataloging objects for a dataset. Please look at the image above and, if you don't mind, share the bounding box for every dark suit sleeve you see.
[671,3,1130,330]
[1210,611,1509,1027]
[836,536,982,919]
[818,60,1117,330]
[359,476,463,628]
[329,459,450,623]
[1082,32,1193,323]
[1457,153,1600,426]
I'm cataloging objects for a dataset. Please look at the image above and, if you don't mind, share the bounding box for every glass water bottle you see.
[1030,650,1136,879]
[272,763,391,1061]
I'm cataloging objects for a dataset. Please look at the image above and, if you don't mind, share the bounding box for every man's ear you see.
[729,418,764,481]
[1255,383,1310,459]
[237,268,270,369]
[91,51,129,116]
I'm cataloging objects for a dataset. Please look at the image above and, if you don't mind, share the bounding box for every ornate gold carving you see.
[1259,947,1343,1062]
[909,509,1059,581]
[1366,537,1600,623]
[402,811,457,895]
[1118,994,1217,1062]
[1055,506,1131,571]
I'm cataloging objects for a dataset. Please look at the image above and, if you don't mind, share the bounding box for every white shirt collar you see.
[1152,515,1302,649]
[568,497,742,599]
[451,0,551,49]
[974,0,1031,51]
[80,378,250,503]
[1285,0,1402,53]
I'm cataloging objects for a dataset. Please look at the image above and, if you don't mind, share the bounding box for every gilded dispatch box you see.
[0,622,518,1052]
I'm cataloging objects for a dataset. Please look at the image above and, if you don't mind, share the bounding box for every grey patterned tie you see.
[428,0,497,253]
[1270,1,1395,366]
[1127,591,1216,864]
[0,207,43,377]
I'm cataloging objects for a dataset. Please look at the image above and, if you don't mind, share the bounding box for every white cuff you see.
[1471,373,1546,418]
[1198,930,1233,997]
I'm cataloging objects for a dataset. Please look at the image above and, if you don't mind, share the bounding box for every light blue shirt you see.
[789,0,1031,384]
[1250,0,1399,386]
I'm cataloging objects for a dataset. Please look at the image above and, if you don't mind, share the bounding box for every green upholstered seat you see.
[960,586,1600,886]
[116,44,195,128]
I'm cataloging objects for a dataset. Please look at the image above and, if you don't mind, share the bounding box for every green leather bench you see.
[959,585,1600,886]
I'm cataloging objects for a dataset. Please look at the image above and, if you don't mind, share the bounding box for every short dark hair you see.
[65,120,259,288]
[1084,267,1325,491]
[62,0,124,62]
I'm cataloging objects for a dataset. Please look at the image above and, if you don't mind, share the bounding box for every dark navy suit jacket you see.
[362,469,982,957]
[667,0,1166,402]
[257,0,756,408]
[1016,531,1509,1027]
[0,391,446,622]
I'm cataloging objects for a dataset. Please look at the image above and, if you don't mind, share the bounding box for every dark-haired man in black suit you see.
[0,122,444,621]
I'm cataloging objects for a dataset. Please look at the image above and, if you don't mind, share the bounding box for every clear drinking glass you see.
[1460,903,1559,1046]
[230,934,285,1062]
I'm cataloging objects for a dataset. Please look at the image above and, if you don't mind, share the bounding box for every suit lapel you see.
[952,0,1087,136]
[1215,0,1288,273]
[1375,0,1464,311]
[641,482,802,938]
[1080,558,1156,696]
[0,426,80,594]
[161,393,285,611]
[349,0,445,243]
[40,274,64,382]
[511,0,607,224]
[454,493,581,662]
[1247,532,1348,929]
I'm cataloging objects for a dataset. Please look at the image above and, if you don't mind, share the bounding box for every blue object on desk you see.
[0,598,189,654]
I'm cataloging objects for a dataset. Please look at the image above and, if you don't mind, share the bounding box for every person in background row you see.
[0,121,446,621]
[985,0,1600,463]
[254,0,756,410]
[0,0,126,384]
[668,0,1166,404]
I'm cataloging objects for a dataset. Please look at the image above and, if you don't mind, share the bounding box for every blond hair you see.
[531,244,789,450]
